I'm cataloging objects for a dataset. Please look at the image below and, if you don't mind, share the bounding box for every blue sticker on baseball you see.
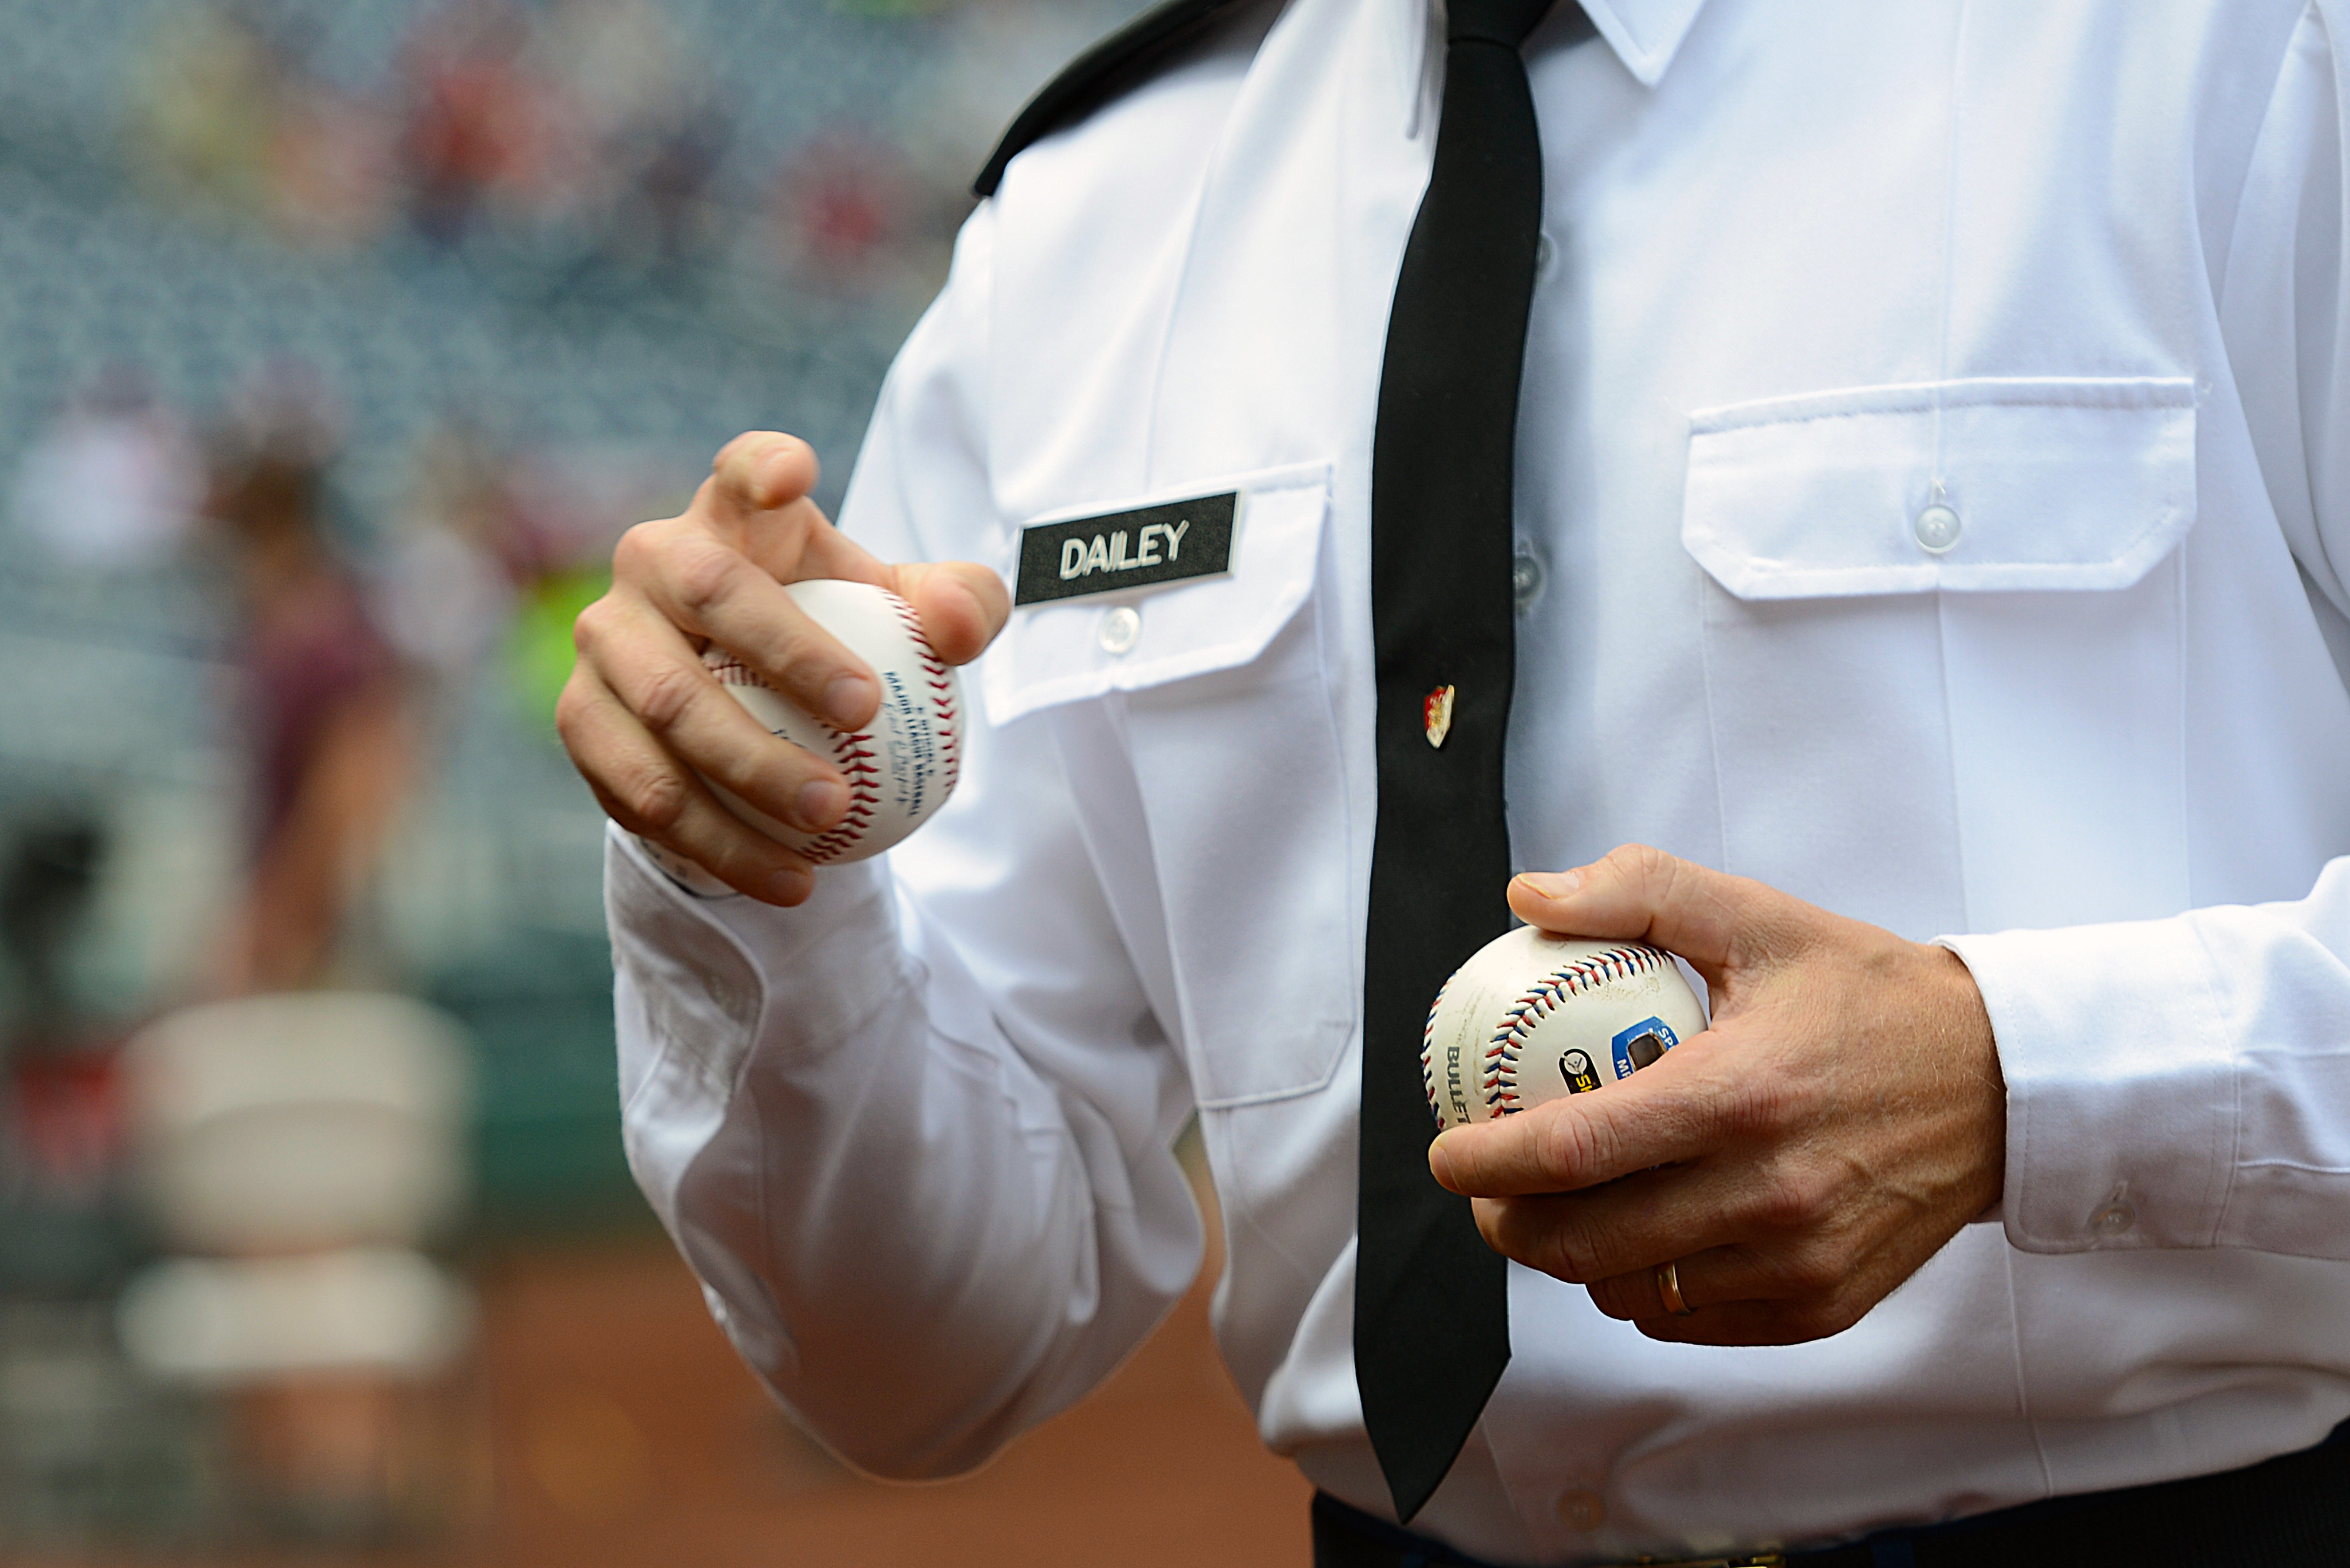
[1610,1016,1679,1082]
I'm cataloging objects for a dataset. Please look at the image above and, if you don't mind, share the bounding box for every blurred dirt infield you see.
[5,1140,1311,1568]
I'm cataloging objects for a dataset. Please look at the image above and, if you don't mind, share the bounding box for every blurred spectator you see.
[9,370,202,571]
[0,817,107,1062]
[378,423,520,699]
[768,129,923,296]
[268,73,399,252]
[535,0,726,274]
[398,1,547,249]
[127,2,286,218]
[202,395,416,994]
[130,2,393,248]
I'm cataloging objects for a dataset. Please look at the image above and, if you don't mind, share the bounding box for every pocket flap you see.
[1683,377,2197,600]
[983,462,1331,726]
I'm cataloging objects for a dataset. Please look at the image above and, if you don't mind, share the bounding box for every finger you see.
[615,519,883,732]
[1506,844,1807,979]
[696,433,896,587]
[556,662,816,904]
[1583,1243,1755,1321]
[704,432,822,532]
[1429,1040,1738,1197]
[575,591,856,835]
[887,560,1012,666]
[1628,1291,1874,1348]
[1581,1239,1852,1323]
[1468,1159,1747,1284]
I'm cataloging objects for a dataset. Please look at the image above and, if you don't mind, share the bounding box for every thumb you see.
[888,560,1011,667]
[1506,844,1785,982]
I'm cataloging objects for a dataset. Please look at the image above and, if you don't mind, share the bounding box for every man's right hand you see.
[558,432,1010,905]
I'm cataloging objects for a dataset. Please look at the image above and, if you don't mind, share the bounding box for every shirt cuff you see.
[1941,918,2234,1256]
[604,821,905,1053]
[629,832,739,899]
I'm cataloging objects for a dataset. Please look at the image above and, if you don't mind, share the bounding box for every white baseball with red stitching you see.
[701,580,961,865]
[1421,926,1708,1133]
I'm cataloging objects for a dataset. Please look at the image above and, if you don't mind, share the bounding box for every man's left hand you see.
[1427,845,2006,1346]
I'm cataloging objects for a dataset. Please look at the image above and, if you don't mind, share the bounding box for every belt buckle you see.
[1621,1555,1786,1568]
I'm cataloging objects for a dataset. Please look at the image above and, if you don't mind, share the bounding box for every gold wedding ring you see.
[1657,1260,1695,1317]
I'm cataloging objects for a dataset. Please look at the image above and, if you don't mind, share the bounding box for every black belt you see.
[1312,1420,2350,1568]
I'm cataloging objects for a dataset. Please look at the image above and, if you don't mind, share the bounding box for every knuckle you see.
[630,661,708,736]
[618,762,689,835]
[670,539,745,619]
[611,518,675,582]
[570,597,606,655]
[1773,1242,1845,1298]
[553,674,594,743]
[1584,1274,1640,1321]
[1716,1072,1796,1140]
[1533,1108,1605,1184]
[1745,1161,1830,1233]
[1531,1211,1604,1283]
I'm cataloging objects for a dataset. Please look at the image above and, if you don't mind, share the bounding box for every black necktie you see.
[1358,0,1583,1525]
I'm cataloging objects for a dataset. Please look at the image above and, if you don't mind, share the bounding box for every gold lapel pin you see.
[1424,684,1456,749]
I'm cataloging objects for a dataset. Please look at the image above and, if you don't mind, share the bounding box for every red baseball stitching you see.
[1456,945,1672,1118]
[884,593,961,797]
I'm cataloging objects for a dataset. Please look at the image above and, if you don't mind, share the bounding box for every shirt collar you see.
[1569,0,1712,86]
[1386,0,1710,142]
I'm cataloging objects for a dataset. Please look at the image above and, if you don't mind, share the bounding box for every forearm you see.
[608,827,1202,1477]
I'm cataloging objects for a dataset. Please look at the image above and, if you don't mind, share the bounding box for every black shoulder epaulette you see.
[973,0,1260,199]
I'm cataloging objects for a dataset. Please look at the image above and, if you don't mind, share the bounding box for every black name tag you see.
[1013,492,1238,607]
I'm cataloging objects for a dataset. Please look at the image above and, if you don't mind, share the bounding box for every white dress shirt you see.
[606,1,2350,1559]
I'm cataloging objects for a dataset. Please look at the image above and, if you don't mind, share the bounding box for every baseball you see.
[1422,926,1707,1132]
[702,579,961,864]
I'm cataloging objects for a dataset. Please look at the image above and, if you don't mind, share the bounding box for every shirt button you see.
[2092,1202,2137,1236]
[1098,605,1141,655]
[1511,546,1545,613]
[1914,503,1962,554]
[1556,1488,1605,1532]
[1536,232,1557,273]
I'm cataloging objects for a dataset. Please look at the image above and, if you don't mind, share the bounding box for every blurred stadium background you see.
[0,1,1309,1561]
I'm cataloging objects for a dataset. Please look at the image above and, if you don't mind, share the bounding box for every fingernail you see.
[766,867,812,904]
[1516,870,1582,900]
[795,779,845,831]
[755,448,793,505]
[823,675,873,728]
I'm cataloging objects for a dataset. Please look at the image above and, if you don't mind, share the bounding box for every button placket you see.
[1511,543,1545,614]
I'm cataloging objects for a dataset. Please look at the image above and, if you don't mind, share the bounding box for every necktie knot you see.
[1447,0,1558,48]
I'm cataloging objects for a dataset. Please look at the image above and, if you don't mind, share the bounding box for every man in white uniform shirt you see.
[557,1,2350,1562]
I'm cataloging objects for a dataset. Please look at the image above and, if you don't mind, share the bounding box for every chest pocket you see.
[1681,376,2197,939]
[988,462,1353,1107]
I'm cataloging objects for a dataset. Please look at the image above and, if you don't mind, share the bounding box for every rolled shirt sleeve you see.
[1951,863,2350,1256]
[1967,1,2350,1264]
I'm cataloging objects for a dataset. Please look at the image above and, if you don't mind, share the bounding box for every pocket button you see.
[1914,503,1962,554]
[1556,1488,1605,1531]
[1099,605,1142,654]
